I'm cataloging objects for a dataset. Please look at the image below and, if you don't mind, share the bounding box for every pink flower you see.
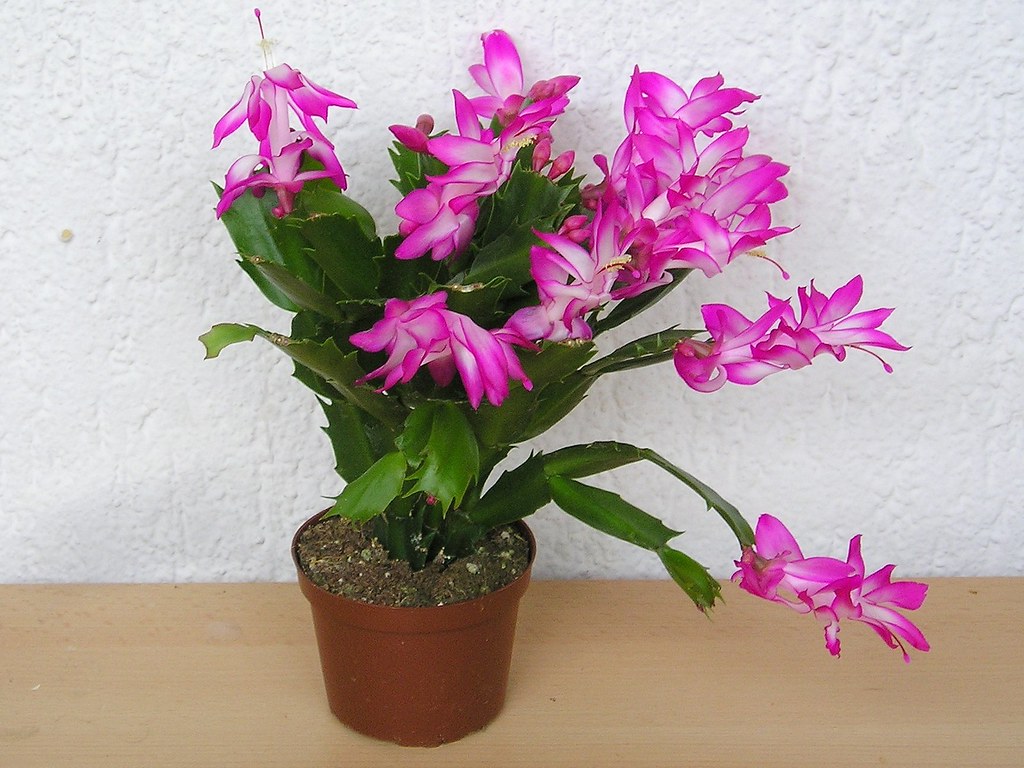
[212,64,355,218]
[350,292,534,409]
[673,276,908,392]
[213,63,355,153]
[468,30,579,126]
[467,30,526,121]
[393,31,578,261]
[832,535,931,662]
[393,91,501,261]
[393,182,479,261]
[672,300,791,392]
[215,136,347,218]
[506,208,626,341]
[733,514,854,612]
[757,276,910,372]
[734,515,929,662]
[622,70,757,137]
[594,70,790,294]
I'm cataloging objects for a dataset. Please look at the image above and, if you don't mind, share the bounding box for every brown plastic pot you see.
[292,511,536,747]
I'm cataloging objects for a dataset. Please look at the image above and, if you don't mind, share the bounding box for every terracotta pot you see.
[292,511,536,747]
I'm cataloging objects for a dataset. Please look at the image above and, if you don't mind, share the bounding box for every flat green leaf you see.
[543,441,643,479]
[267,336,405,429]
[581,328,699,376]
[290,360,341,400]
[395,405,434,464]
[205,324,404,429]
[237,259,301,312]
[241,256,344,321]
[295,180,377,239]
[468,342,598,447]
[378,234,447,300]
[463,223,541,287]
[544,441,753,547]
[298,215,382,300]
[325,451,407,522]
[477,164,573,244]
[397,402,480,512]
[319,398,378,482]
[548,476,680,551]
[443,276,520,323]
[466,384,536,448]
[465,453,551,530]
[216,184,320,284]
[657,546,722,613]
[521,375,596,439]
[199,323,258,359]
[639,448,754,547]
[520,341,597,385]
[388,143,449,196]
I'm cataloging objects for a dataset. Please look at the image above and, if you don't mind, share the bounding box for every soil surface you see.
[296,516,531,607]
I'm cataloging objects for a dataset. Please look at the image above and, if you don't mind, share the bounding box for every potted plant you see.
[202,15,929,747]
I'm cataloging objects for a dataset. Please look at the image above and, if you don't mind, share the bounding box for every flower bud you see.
[389,124,429,153]
[415,113,435,135]
[532,137,552,172]
[547,150,574,179]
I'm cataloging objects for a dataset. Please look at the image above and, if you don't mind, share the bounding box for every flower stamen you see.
[254,8,274,69]
[747,248,790,279]
[850,344,895,373]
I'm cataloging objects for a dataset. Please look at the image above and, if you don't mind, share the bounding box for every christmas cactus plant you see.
[202,20,928,661]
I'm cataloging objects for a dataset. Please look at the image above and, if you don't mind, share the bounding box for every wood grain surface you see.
[1,579,1020,767]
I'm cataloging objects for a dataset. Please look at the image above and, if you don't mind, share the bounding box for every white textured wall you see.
[3,0,1021,583]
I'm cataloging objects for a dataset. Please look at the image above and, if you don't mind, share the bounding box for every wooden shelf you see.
[1,579,1020,766]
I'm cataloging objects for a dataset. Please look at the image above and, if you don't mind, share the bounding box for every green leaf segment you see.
[204,159,755,612]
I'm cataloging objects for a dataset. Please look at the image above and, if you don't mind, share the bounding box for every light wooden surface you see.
[1,578,1021,767]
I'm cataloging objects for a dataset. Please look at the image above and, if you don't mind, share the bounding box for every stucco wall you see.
[3,0,1021,582]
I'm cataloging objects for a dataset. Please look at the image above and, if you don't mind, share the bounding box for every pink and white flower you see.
[393,31,578,261]
[468,30,579,126]
[393,181,480,261]
[590,70,791,295]
[506,208,628,341]
[350,292,534,409]
[734,514,929,661]
[213,63,356,218]
[673,276,908,392]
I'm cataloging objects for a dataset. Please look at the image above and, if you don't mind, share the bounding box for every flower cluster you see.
[350,293,534,410]
[390,31,579,262]
[674,276,911,392]
[207,23,925,660]
[212,63,356,217]
[212,28,905,408]
[734,515,930,662]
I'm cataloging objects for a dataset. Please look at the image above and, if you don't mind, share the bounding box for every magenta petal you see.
[722,359,784,385]
[753,515,805,560]
[396,188,443,223]
[817,275,864,323]
[863,574,929,610]
[468,94,504,119]
[213,79,256,148]
[814,605,843,657]
[389,124,429,153]
[451,89,484,140]
[479,30,524,99]
[860,604,931,654]
[704,162,789,219]
[785,557,855,585]
[395,217,456,260]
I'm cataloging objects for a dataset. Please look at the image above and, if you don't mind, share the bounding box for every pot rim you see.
[292,508,536,623]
